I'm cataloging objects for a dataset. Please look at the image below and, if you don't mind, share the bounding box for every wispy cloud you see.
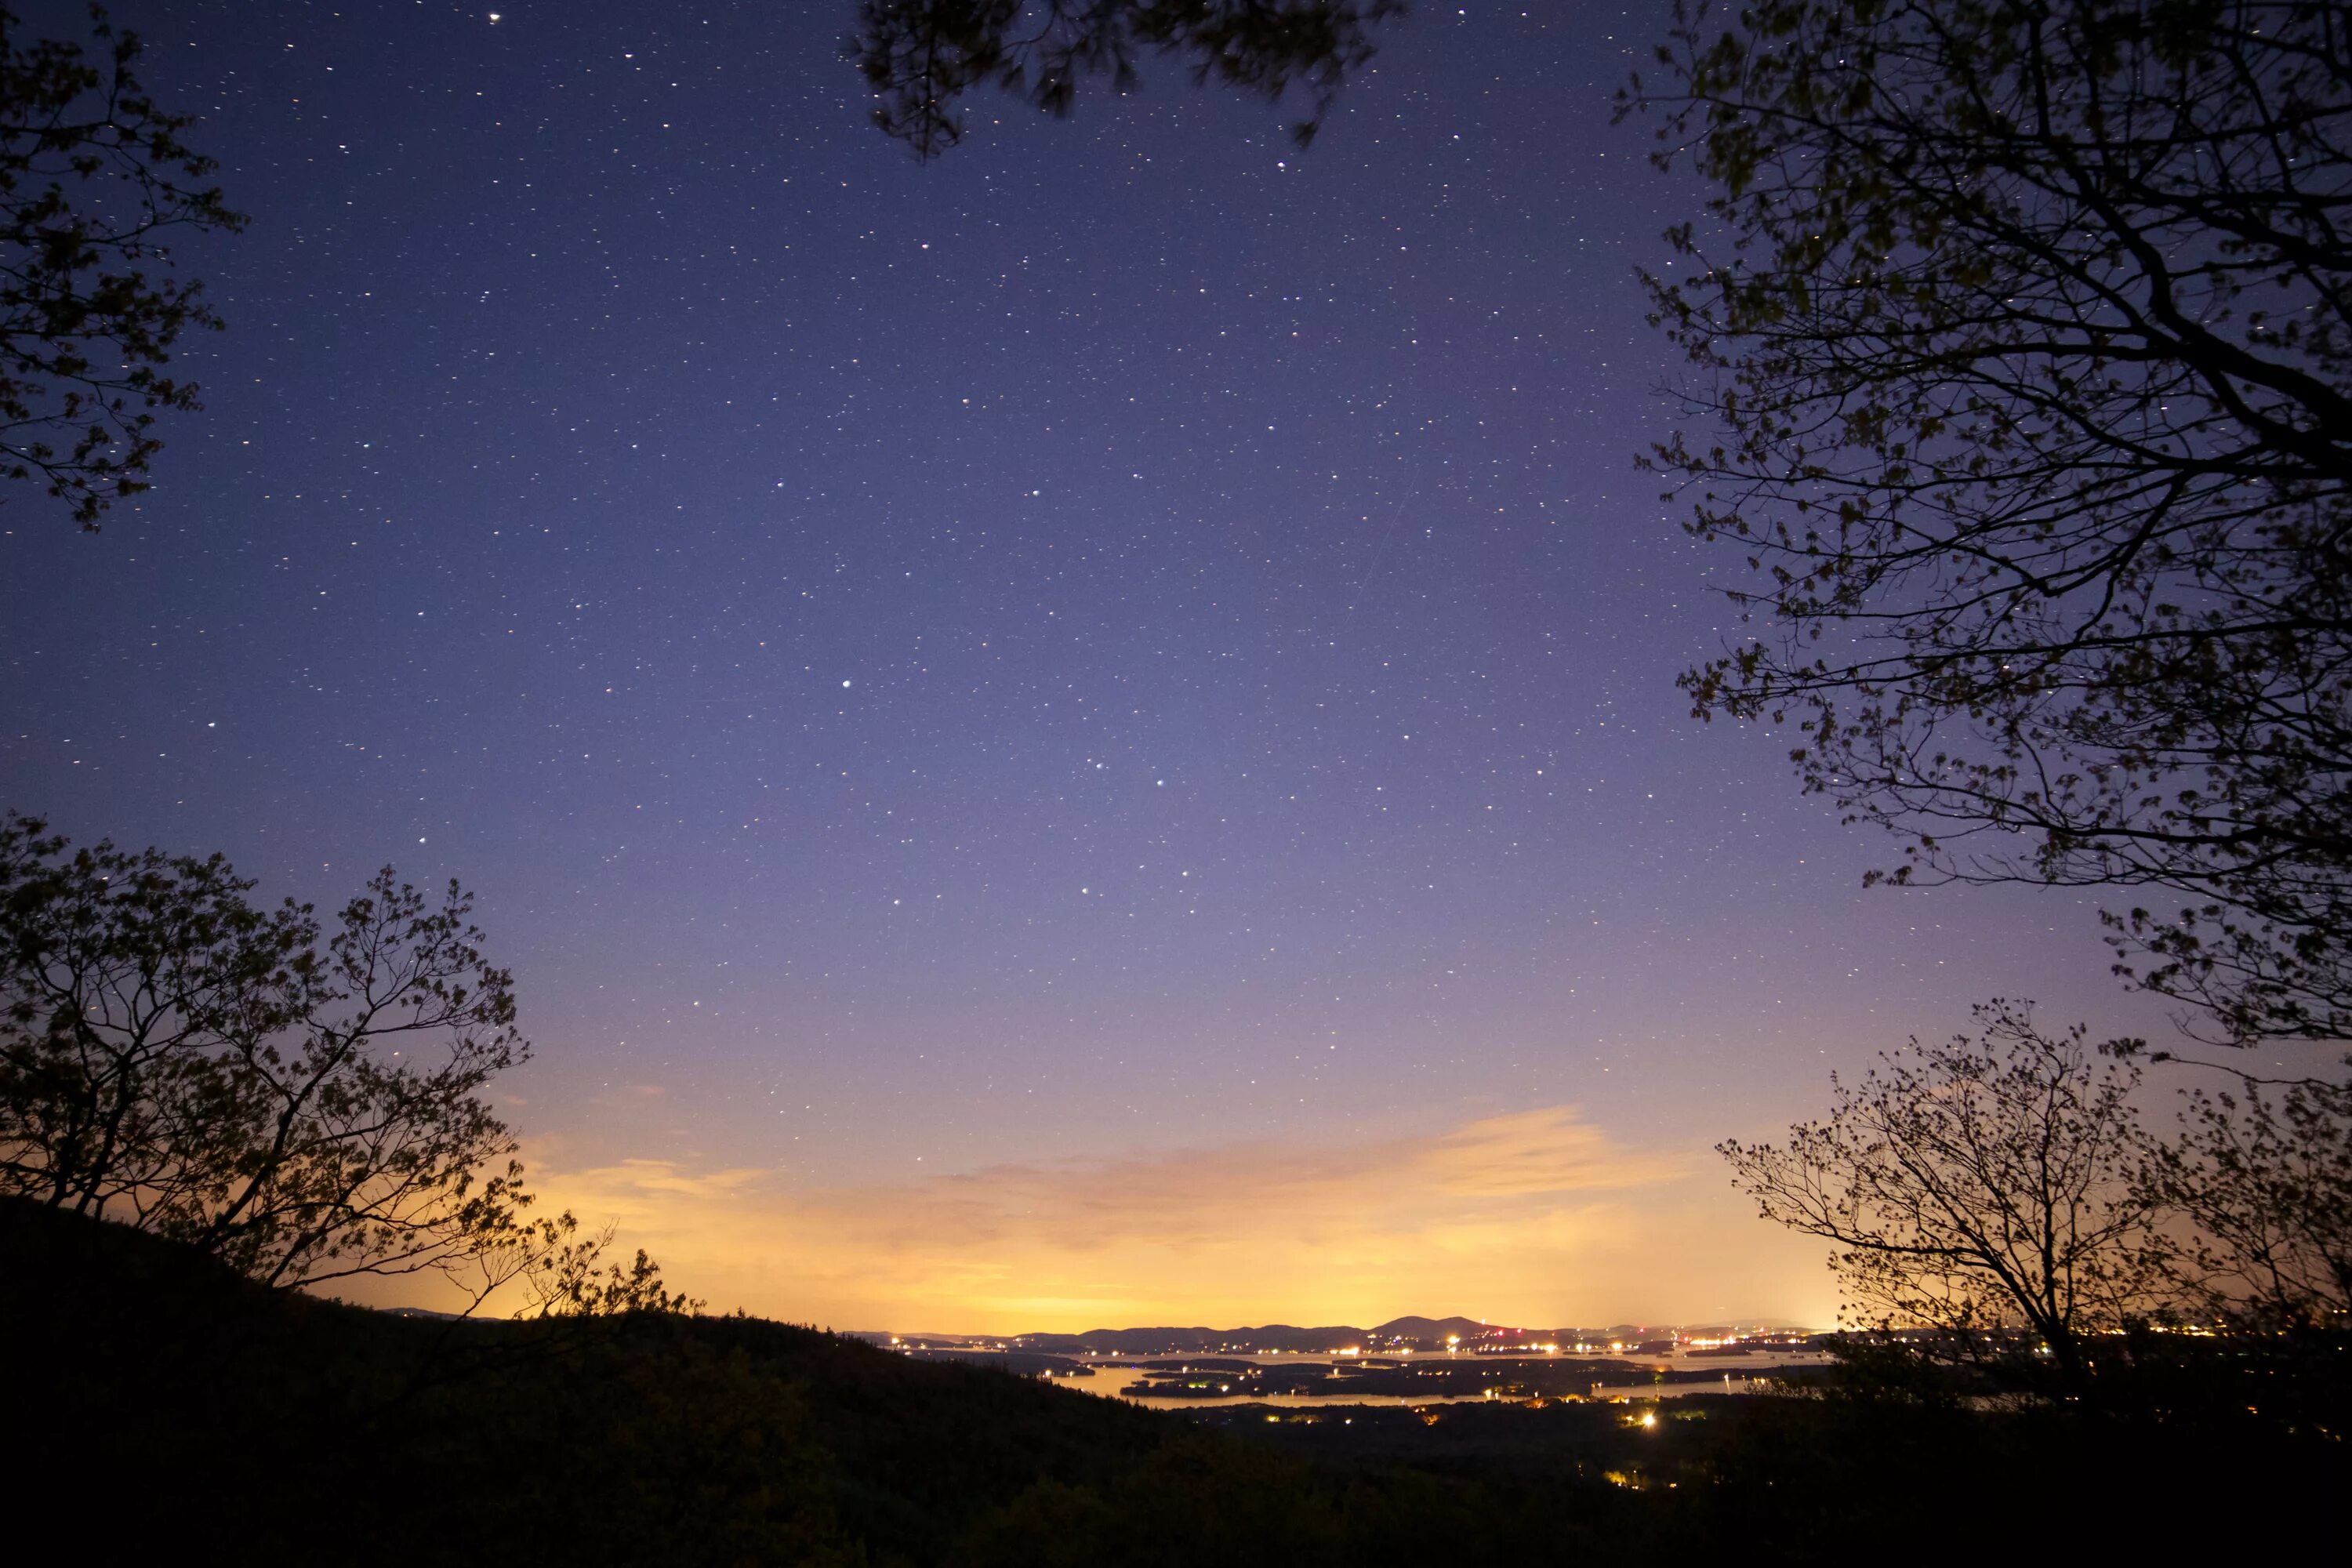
[424,1106,1828,1331]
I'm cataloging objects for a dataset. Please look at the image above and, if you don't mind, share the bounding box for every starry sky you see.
[0,0,2187,1330]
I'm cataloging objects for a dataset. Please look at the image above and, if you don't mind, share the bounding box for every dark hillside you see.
[5,1199,2343,1565]
[0,1197,1172,1564]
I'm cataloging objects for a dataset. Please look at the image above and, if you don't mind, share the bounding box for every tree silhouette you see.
[1,5,241,528]
[1722,1002,2166,1395]
[851,0,1403,159]
[0,812,684,1315]
[2143,1065,2352,1327]
[1626,0,2352,1045]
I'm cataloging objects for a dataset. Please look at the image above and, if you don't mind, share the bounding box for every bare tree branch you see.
[0,812,690,1318]
[1,4,242,528]
[1624,0,2352,1044]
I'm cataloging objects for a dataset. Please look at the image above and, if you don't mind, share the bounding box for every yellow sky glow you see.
[356,1105,1837,1331]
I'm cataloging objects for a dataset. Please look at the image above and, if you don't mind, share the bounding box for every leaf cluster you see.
[1,4,241,527]
[519,1214,705,1317]
[2143,1062,2352,1325]
[850,0,1403,159]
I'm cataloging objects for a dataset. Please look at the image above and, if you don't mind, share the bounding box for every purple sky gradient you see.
[0,1,2195,1326]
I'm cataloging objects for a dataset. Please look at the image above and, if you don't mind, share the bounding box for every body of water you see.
[1036,1347,1835,1410]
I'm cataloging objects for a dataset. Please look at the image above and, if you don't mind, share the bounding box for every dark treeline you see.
[5,1196,2342,1564]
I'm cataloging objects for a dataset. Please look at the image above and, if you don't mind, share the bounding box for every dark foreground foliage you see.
[5,1199,2343,1565]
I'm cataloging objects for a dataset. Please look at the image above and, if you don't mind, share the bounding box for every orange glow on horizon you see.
[341,1105,1835,1331]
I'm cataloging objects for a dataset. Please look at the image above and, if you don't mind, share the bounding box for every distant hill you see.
[1369,1315,1501,1341]
[1010,1323,1370,1354]
[1004,1316,1642,1353]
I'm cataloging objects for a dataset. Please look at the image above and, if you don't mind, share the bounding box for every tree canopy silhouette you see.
[1,4,240,528]
[851,0,1403,159]
[0,812,684,1315]
[1722,1002,2166,1395]
[2144,1064,2352,1327]
[1626,0,2352,1046]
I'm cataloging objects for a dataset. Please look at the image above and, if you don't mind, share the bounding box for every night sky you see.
[0,0,2183,1330]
